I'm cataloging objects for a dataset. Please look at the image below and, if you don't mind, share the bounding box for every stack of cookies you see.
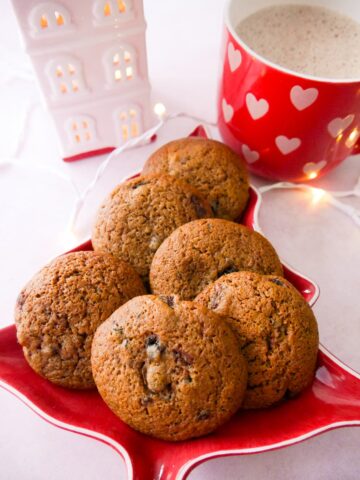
[15,137,319,442]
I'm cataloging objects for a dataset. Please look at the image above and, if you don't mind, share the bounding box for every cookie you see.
[150,218,283,300]
[92,173,213,283]
[91,295,248,441]
[196,271,319,408]
[15,251,145,389]
[142,137,249,220]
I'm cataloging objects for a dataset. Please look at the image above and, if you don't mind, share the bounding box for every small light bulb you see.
[154,102,166,118]
[59,228,78,250]
[307,171,318,180]
[311,187,326,205]
[346,128,359,148]
[336,133,343,143]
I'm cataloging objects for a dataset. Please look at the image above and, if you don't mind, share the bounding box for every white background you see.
[1,0,360,478]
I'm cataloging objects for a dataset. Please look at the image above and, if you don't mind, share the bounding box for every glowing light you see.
[40,14,48,29]
[104,2,111,16]
[126,66,133,79]
[154,103,166,118]
[307,171,318,180]
[117,0,126,13]
[336,133,343,143]
[122,124,129,140]
[72,80,79,92]
[346,127,360,148]
[56,66,63,77]
[311,187,326,205]
[59,229,78,250]
[131,122,139,137]
[124,50,131,63]
[55,11,64,26]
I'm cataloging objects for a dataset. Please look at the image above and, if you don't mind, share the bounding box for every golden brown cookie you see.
[91,295,248,441]
[92,173,213,284]
[196,271,319,408]
[15,251,145,389]
[142,137,249,220]
[150,218,283,300]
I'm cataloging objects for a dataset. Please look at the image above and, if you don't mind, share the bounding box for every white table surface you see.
[1,0,360,479]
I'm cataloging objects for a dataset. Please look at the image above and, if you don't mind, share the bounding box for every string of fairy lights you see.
[1,60,360,248]
[258,181,360,226]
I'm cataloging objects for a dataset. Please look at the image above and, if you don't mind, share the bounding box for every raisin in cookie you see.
[15,251,145,389]
[142,137,249,220]
[150,218,283,300]
[92,173,213,283]
[91,295,247,441]
[196,271,319,408]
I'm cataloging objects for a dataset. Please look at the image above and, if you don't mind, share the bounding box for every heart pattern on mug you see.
[222,98,234,123]
[327,115,355,138]
[275,135,301,155]
[242,144,259,164]
[303,160,327,176]
[246,93,269,120]
[228,42,242,72]
[290,85,319,111]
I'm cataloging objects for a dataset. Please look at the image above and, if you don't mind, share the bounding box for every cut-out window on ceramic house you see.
[104,45,137,87]
[29,2,72,36]
[116,105,142,143]
[66,116,97,146]
[93,0,134,25]
[46,56,87,98]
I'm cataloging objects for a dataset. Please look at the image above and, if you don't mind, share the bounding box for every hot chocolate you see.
[236,4,360,79]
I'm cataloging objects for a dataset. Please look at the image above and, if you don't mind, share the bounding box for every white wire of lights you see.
[0,100,81,201]
[258,181,360,227]
[67,108,217,233]
[3,94,360,251]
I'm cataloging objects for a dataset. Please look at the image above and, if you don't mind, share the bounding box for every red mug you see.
[218,0,360,182]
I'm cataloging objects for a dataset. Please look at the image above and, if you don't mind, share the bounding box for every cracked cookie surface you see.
[142,137,249,220]
[91,295,248,441]
[195,271,319,408]
[15,251,145,389]
[92,173,213,283]
[150,218,283,300]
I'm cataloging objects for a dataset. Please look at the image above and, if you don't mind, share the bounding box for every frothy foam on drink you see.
[236,5,360,79]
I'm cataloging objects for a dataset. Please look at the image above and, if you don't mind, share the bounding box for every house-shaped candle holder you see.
[11,0,153,161]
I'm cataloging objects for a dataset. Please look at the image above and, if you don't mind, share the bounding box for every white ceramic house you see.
[11,0,153,160]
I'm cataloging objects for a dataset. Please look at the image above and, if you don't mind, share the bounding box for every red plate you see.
[1,126,359,480]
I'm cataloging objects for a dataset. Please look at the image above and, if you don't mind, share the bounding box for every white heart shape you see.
[290,85,319,111]
[242,144,259,164]
[328,115,355,138]
[303,160,327,175]
[228,42,242,72]
[246,93,269,120]
[275,135,301,155]
[222,98,234,123]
